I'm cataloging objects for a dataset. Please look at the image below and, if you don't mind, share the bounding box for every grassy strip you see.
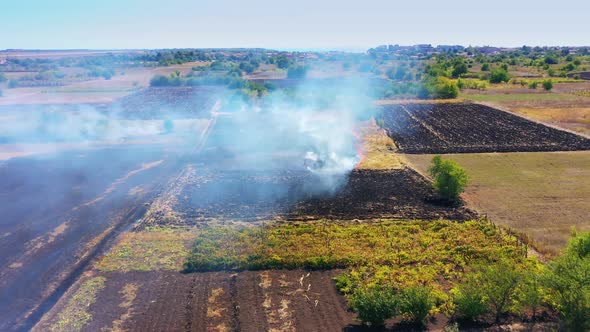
[97,227,195,272]
[50,276,106,332]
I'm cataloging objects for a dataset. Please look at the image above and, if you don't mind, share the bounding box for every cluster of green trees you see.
[349,231,590,330]
[150,69,276,97]
[6,69,71,87]
[472,47,588,79]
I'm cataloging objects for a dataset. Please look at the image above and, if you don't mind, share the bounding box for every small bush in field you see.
[453,280,487,321]
[542,79,553,91]
[398,285,435,325]
[350,286,398,327]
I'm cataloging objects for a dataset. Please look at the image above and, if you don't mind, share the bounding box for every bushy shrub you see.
[544,55,559,64]
[516,269,543,319]
[543,231,590,331]
[453,282,487,321]
[542,80,553,91]
[428,155,468,203]
[457,78,488,90]
[489,68,510,83]
[350,286,398,327]
[454,260,523,323]
[398,285,435,324]
[451,61,468,78]
[150,74,171,87]
[419,77,459,99]
[529,81,538,89]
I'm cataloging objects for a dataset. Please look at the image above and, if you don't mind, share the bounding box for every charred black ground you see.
[379,103,590,154]
[142,167,475,228]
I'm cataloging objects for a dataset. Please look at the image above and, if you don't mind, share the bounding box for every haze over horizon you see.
[1,0,588,50]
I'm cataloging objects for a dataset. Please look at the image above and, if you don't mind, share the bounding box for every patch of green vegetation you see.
[185,220,540,326]
[184,219,527,275]
[50,276,106,332]
[543,230,590,331]
[97,228,194,272]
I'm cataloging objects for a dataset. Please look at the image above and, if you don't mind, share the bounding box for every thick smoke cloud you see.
[203,77,376,193]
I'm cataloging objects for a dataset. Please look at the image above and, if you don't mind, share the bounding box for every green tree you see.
[350,286,398,327]
[451,61,468,78]
[481,63,490,71]
[150,75,170,86]
[543,231,590,331]
[542,80,553,91]
[428,155,468,203]
[489,68,510,83]
[274,55,290,69]
[529,81,538,89]
[544,55,559,64]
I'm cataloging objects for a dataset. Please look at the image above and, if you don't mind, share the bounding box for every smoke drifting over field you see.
[204,78,376,193]
[0,78,376,200]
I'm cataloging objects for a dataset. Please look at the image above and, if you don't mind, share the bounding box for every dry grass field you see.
[462,82,590,136]
[354,120,405,170]
[404,151,590,256]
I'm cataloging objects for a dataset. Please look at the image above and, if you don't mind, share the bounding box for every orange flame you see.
[352,128,365,169]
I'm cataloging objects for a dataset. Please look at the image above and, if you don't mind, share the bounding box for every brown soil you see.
[36,270,357,332]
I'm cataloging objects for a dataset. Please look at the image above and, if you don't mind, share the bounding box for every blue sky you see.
[1,0,588,50]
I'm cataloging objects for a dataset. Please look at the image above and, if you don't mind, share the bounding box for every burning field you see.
[5,83,583,331]
[138,166,475,228]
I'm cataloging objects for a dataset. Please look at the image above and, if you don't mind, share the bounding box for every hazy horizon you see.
[1,0,589,50]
